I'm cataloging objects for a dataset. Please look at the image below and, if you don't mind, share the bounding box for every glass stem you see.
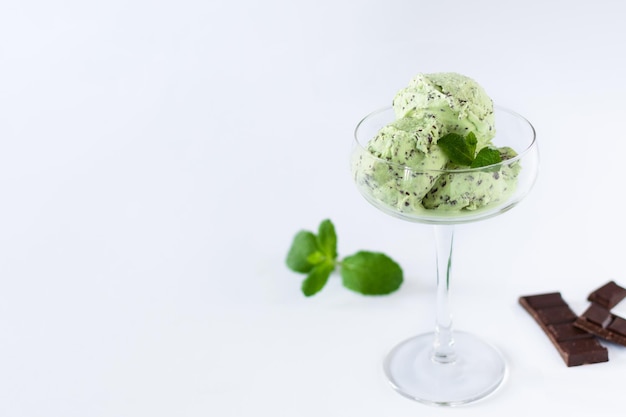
[432,224,456,364]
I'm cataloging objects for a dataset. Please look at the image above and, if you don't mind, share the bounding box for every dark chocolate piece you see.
[547,322,592,342]
[587,281,626,309]
[573,281,626,346]
[536,306,577,325]
[582,304,612,327]
[560,339,609,367]
[607,317,626,337]
[524,292,565,309]
[520,292,608,366]
[575,304,626,346]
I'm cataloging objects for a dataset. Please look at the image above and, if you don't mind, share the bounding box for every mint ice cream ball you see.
[393,73,495,148]
[422,147,521,211]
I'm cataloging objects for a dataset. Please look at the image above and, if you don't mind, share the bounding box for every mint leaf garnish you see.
[306,251,326,265]
[341,251,403,295]
[470,147,502,168]
[438,132,503,168]
[317,219,337,260]
[437,133,474,165]
[286,231,319,273]
[302,261,335,297]
[286,219,404,296]
[466,132,478,157]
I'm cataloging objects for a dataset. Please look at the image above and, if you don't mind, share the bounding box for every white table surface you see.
[2,0,626,415]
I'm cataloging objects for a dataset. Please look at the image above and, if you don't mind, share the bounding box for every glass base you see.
[383,331,506,406]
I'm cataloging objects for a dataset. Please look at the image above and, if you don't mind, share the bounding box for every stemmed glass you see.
[351,106,539,406]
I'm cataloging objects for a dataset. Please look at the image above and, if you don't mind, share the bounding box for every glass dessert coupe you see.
[351,106,539,406]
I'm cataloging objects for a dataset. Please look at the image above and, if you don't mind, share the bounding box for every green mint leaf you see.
[470,147,502,168]
[286,230,319,273]
[340,251,403,295]
[466,132,478,157]
[287,219,405,297]
[317,219,338,260]
[437,133,474,166]
[302,261,335,297]
[306,251,326,265]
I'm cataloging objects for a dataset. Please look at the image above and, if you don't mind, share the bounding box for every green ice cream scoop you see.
[367,115,444,162]
[421,147,520,211]
[393,72,495,148]
[352,115,448,213]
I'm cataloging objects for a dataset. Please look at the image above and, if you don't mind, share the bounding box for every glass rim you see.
[353,104,537,174]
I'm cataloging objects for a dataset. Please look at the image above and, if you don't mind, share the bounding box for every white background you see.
[1,0,626,415]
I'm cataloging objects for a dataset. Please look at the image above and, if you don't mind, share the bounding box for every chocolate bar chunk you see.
[575,302,626,347]
[548,322,592,342]
[607,316,626,337]
[574,281,626,346]
[582,303,612,327]
[587,281,626,309]
[519,292,608,366]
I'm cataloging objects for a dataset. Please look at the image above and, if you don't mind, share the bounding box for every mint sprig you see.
[437,132,502,168]
[286,219,403,297]
[470,147,502,168]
